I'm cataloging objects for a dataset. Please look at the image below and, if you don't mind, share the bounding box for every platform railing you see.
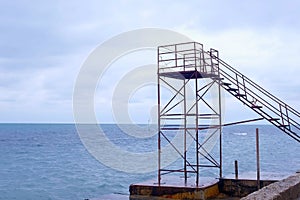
[158,42,218,76]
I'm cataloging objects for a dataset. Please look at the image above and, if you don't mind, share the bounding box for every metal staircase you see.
[207,50,300,142]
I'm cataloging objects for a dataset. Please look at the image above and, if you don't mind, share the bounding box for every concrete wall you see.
[241,173,300,200]
[129,182,219,200]
[219,178,276,197]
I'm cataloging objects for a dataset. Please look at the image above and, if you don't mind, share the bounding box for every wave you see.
[232,132,247,136]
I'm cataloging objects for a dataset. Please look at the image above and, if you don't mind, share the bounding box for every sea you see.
[0,124,299,200]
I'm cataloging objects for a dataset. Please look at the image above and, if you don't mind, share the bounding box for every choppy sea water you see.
[0,124,299,200]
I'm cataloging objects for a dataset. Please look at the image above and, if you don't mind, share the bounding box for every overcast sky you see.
[1,0,300,123]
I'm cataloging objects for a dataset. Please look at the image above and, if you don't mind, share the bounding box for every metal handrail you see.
[215,56,300,118]
[211,54,300,142]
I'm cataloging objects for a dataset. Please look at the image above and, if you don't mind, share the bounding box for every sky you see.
[1,0,300,123]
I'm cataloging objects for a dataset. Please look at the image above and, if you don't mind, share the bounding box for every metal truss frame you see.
[157,42,222,186]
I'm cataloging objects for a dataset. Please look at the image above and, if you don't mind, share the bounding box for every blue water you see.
[0,124,299,200]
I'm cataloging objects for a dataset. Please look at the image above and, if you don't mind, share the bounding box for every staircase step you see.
[251,105,263,109]
[278,125,289,128]
[235,93,246,97]
[212,77,224,81]
[269,118,280,121]
[222,82,232,86]
[227,88,238,92]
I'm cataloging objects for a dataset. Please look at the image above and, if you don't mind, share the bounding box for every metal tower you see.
[157,42,222,186]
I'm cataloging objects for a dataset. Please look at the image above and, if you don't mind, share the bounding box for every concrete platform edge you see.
[241,173,300,200]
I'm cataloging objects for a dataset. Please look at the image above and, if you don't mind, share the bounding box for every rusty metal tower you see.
[157,42,222,186]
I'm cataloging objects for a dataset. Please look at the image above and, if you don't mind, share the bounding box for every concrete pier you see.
[130,176,220,200]
[129,173,297,199]
[241,172,300,200]
[219,178,276,197]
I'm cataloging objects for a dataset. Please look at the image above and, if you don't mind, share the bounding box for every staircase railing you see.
[208,52,300,142]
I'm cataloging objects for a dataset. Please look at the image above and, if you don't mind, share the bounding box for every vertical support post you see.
[236,74,240,96]
[195,44,199,186]
[175,44,178,68]
[235,160,238,179]
[183,54,186,71]
[256,128,260,190]
[209,50,213,74]
[183,79,187,185]
[285,104,290,129]
[157,47,161,186]
[218,60,222,179]
[212,48,222,179]
[200,45,204,72]
[242,75,246,96]
[279,104,284,126]
[194,42,197,71]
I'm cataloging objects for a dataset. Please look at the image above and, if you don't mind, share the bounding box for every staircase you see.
[207,50,300,142]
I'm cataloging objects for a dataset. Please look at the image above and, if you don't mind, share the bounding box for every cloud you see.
[1,0,300,122]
